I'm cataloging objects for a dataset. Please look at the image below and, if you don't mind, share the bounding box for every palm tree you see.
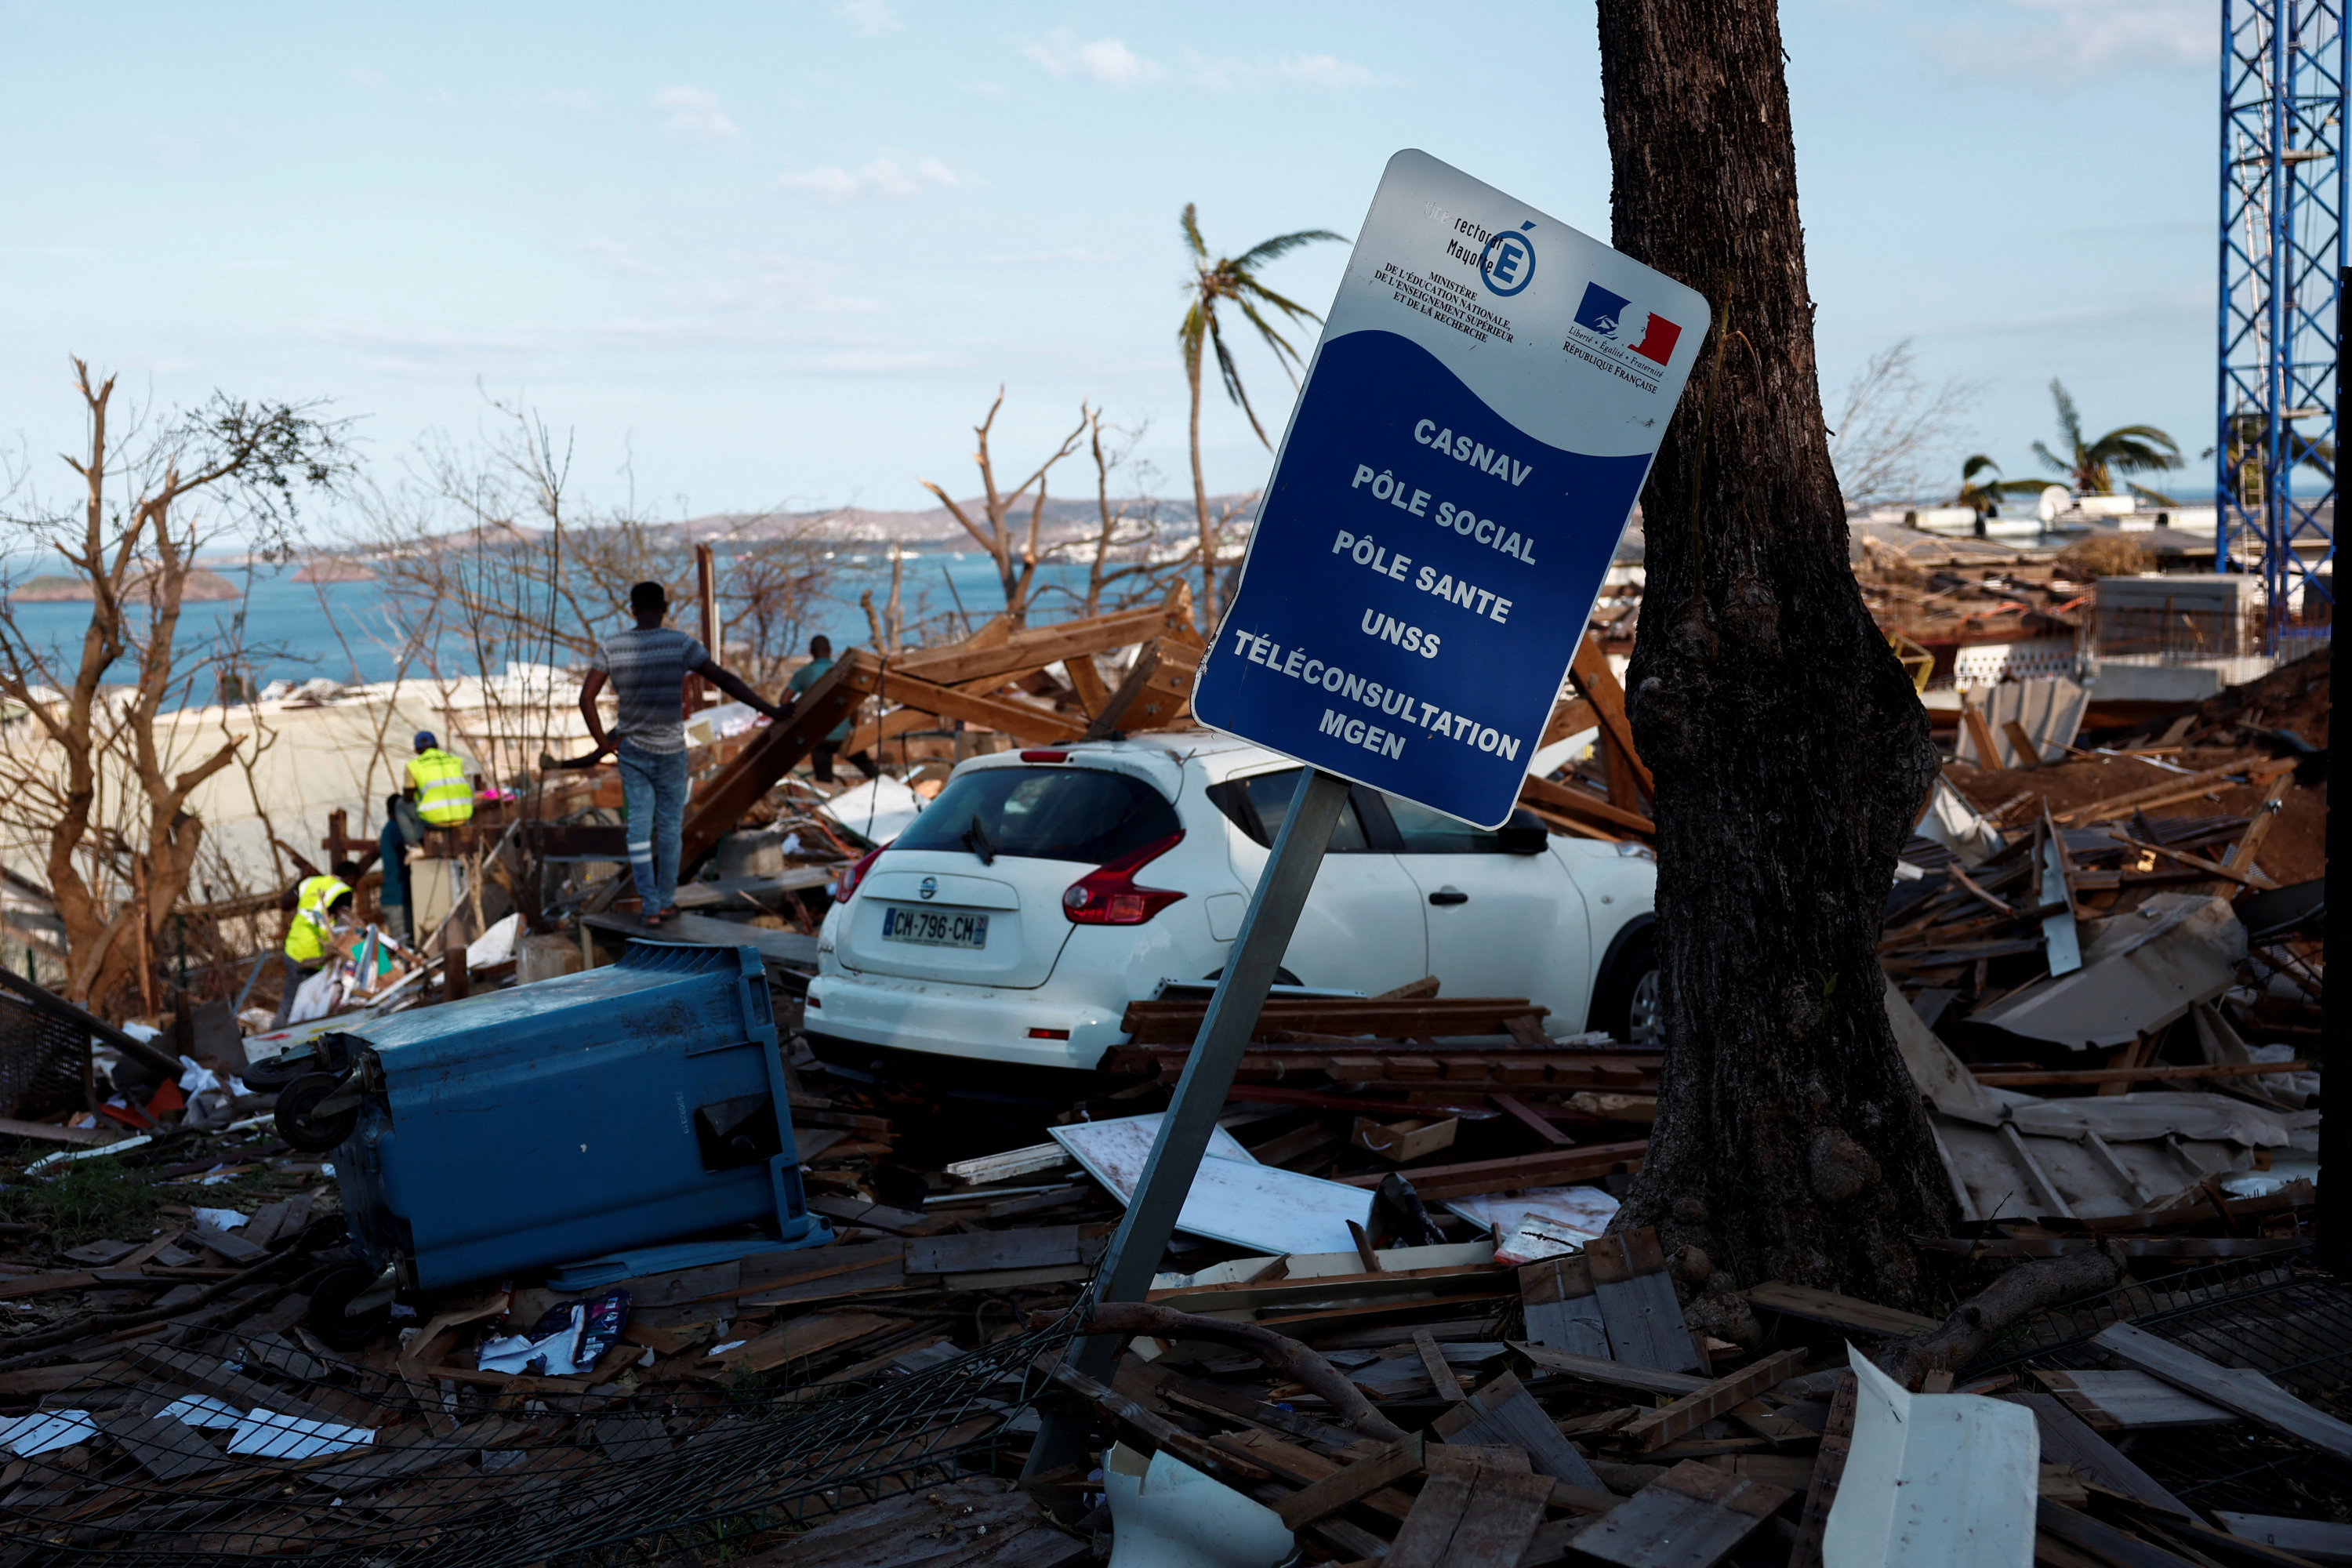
[1178,203,1341,626]
[2031,379,2181,497]
[1953,453,2055,515]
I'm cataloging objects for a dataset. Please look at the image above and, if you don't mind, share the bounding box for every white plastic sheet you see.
[0,1410,96,1456]
[227,1410,374,1461]
[819,774,926,847]
[1824,1346,2037,1568]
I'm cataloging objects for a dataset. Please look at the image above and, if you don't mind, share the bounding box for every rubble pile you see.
[0,616,2330,1563]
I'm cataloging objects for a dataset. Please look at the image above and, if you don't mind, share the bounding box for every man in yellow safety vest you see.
[405,732,474,828]
[274,862,359,1028]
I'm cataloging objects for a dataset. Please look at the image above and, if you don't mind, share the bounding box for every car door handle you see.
[1428,889,1469,906]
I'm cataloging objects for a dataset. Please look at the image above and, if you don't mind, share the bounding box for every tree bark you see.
[1596,1,1953,1307]
[1874,1250,2122,1389]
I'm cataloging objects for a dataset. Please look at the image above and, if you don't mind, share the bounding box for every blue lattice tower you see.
[2220,0,2346,648]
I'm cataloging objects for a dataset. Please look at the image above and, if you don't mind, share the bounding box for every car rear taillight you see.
[834,842,887,904]
[1062,831,1185,926]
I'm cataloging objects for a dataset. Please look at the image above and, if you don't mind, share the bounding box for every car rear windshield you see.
[892,766,1181,865]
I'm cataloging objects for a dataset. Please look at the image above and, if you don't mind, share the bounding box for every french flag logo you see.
[1574,283,1682,367]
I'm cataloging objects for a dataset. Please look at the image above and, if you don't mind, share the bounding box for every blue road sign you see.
[1192,150,1710,827]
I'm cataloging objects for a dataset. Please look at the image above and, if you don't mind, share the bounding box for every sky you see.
[0,0,2220,535]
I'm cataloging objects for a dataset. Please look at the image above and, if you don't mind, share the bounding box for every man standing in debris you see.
[275,862,361,1028]
[579,581,789,926]
[785,634,879,785]
[405,731,474,829]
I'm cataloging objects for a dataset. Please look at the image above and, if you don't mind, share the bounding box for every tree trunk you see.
[1187,360,1216,630]
[1596,0,1953,1308]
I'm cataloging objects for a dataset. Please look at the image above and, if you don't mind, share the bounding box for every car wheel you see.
[1592,929,1661,1045]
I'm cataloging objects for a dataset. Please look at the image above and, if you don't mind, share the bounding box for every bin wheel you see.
[275,1073,358,1153]
[307,1263,391,1350]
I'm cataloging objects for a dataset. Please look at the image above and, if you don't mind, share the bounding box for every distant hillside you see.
[10,568,241,603]
[673,492,1262,548]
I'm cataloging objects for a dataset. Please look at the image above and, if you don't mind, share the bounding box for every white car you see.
[804,731,1658,1075]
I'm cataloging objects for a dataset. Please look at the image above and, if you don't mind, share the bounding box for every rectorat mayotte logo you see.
[1573,282,1684,366]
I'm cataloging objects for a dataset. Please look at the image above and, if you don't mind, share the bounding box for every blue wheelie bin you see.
[279,941,829,1302]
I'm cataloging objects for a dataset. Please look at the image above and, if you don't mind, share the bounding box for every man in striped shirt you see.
[579,582,788,925]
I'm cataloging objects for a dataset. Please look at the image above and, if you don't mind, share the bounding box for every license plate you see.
[881,906,989,948]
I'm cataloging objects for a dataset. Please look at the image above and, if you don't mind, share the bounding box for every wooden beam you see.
[1539,693,1599,750]
[2053,758,2293,825]
[1972,1059,2309,1087]
[677,651,880,869]
[1519,772,1655,837]
[1570,632,1653,800]
[859,669,1084,742]
[894,591,1190,688]
[1622,1348,1806,1451]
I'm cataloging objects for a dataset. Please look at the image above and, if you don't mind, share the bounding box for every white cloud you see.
[778,157,959,201]
[1192,53,1376,91]
[1915,0,2211,82]
[1023,32,1163,87]
[347,67,384,89]
[840,0,902,35]
[652,85,744,145]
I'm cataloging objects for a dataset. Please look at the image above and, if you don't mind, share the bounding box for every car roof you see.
[950,729,1294,795]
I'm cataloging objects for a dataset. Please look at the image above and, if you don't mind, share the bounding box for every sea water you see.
[1,554,1116,697]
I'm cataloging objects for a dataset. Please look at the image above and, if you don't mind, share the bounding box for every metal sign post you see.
[1025,767,1346,1474]
[1029,150,1708,1475]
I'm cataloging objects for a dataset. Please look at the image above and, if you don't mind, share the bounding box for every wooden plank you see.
[1411,1326,1468,1400]
[895,597,1188,688]
[1972,1059,2310,1087]
[1519,1256,1610,1359]
[2054,757,2294,826]
[1573,1460,1791,1568]
[2215,1514,2352,1563]
[1741,1280,1940,1336]
[707,1311,897,1375]
[1431,1369,1606,1492]
[849,667,1084,742]
[2036,1500,2201,1568]
[2002,1393,2191,1519]
[0,1270,99,1299]
[2003,717,2042,768]
[1588,1229,1700,1373]
[1386,1453,1553,1568]
[0,1117,115,1146]
[1623,1349,1807,1452]
[1571,632,1653,798]
[804,1193,953,1236]
[1518,772,1655,837]
[2094,1322,2352,1460]
[1274,1432,1423,1529]
[1437,1468,1555,1568]
[904,1225,1105,1276]
[1509,1341,1708,1397]
[2033,1370,2233,1431]
[100,1411,234,1483]
[1332,1140,1650,1200]
[679,649,881,868]
[1786,1370,1857,1568]
[1962,702,2005,770]
[127,1343,350,1428]
[1489,1093,1570,1147]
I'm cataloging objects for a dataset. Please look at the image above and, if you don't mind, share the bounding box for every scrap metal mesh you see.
[0,1300,1087,1566]
[0,994,86,1121]
[1982,1251,2352,1518]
